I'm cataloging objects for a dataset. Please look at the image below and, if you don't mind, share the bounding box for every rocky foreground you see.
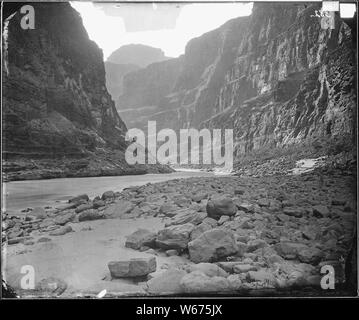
[3,162,356,297]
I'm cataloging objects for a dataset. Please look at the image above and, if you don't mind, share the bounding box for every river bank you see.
[2,162,356,297]
[2,153,174,182]
[3,170,216,215]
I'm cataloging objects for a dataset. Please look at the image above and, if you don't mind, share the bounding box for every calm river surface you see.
[3,170,216,215]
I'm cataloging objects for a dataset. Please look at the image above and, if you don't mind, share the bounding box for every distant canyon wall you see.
[116,3,356,157]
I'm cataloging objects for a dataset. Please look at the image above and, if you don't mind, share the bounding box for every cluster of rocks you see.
[108,257,157,278]
[103,169,356,294]
[2,190,122,245]
[234,148,356,178]
[234,155,297,177]
[4,166,356,295]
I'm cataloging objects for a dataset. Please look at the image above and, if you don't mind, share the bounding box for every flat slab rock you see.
[108,257,156,278]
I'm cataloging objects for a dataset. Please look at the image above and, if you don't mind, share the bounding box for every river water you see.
[3,170,216,215]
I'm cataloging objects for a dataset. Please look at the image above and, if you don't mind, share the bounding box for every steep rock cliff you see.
[205,3,356,156]
[117,3,356,159]
[117,16,249,130]
[2,3,171,181]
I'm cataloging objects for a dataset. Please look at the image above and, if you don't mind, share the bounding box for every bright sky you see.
[70,2,253,60]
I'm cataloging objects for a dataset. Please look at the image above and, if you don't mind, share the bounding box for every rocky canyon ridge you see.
[2,3,172,181]
[117,3,356,159]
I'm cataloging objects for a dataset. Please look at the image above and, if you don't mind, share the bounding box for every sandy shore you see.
[4,217,191,296]
[4,171,215,214]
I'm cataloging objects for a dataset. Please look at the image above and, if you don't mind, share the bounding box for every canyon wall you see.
[2,3,171,181]
[117,3,356,157]
[105,44,171,100]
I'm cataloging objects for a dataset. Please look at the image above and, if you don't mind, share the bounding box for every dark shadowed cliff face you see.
[117,3,356,156]
[2,3,172,181]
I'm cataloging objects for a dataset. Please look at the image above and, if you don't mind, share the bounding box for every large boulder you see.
[216,261,241,273]
[173,196,191,207]
[49,225,73,236]
[54,212,75,226]
[218,215,230,225]
[39,218,55,228]
[206,197,237,220]
[55,203,78,212]
[191,192,208,203]
[125,229,157,250]
[233,264,257,273]
[236,202,255,213]
[234,189,245,195]
[247,239,268,252]
[297,247,324,265]
[101,190,115,200]
[159,203,179,217]
[190,222,212,241]
[202,217,218,227]
[93,200,106,209]
[312,205,330,218]
[78,209,104,222]
[69,194,89,203]
[75,203,93,213]
[156,223,194,250]
[283,207,304,218]
[180,271,232,293]
[275,241,321,262]
[188,228,238,263]
[275,242,302,259]
[108,257,156,278]
[147,268,187,294]
[31,207,48,219]
[104,200,135,218]
[165,209,206,227]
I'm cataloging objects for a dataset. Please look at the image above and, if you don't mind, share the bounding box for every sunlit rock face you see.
[117,3,356,155]
[2,3,172,181]
[107,44,171,68]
